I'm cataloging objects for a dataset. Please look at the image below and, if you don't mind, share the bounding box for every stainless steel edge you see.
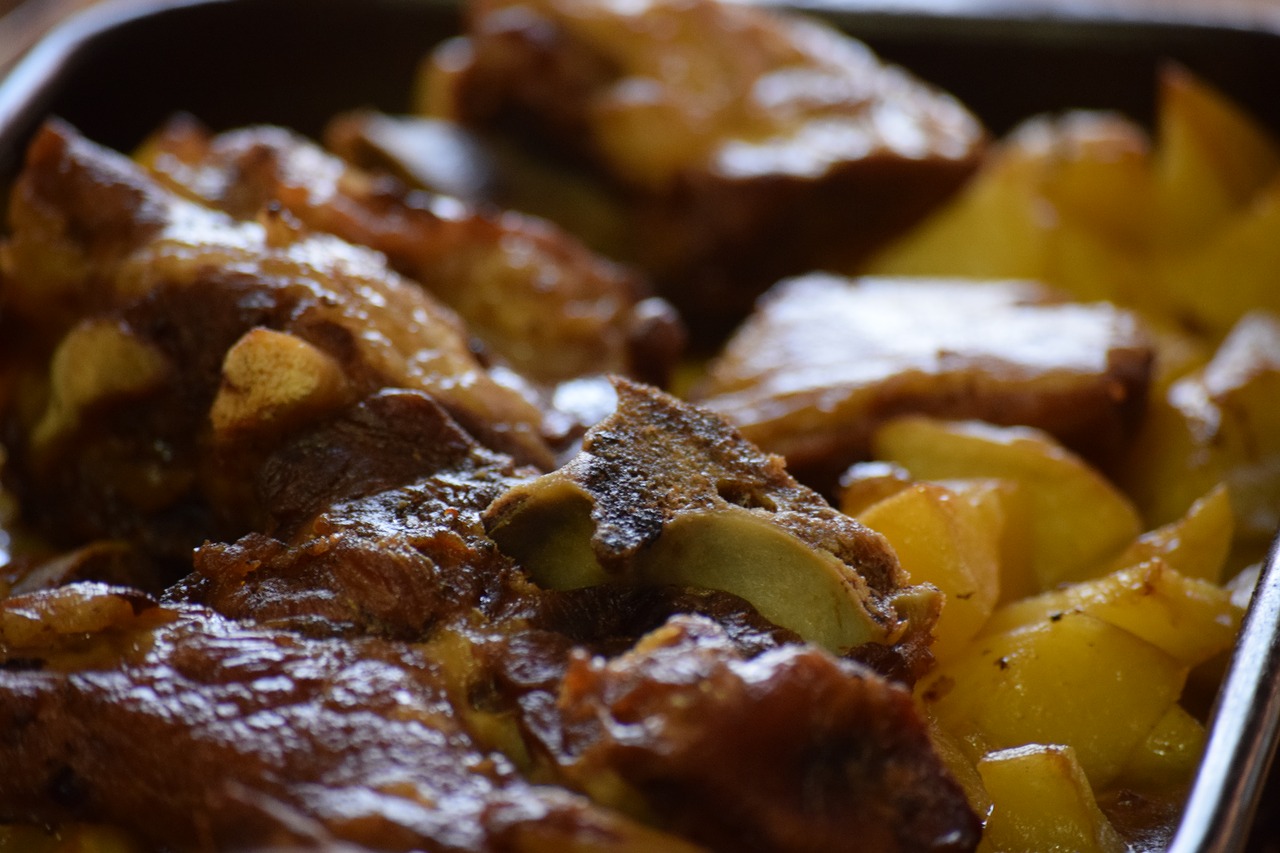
[1169,537,1280,853]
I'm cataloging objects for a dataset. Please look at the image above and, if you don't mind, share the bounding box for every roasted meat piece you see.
[485,378,940,680]
[0,122,983,852]
[0,583,699,852]
[138,117,683,389]
[178,390,539,640]
[693,274,1153,486]
[555,615,981,853]
[0,121,553,563]
[424,0,986,336]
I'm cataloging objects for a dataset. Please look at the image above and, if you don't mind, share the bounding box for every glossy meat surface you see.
[427,0,986,336]
[138,117,683,388]
[694,274,1153,485]
[179,390,539,640]
[485,379,940,679]
[0,584,696,853]
[0,117,984,852]
[0,121,553,561]
[556,615,981,853]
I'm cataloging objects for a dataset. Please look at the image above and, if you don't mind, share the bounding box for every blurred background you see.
[3,0,1280,77]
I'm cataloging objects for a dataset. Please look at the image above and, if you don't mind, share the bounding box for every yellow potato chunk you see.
[942,478,1037,604]
[1157,186,1280,337]
[978,559,1242,667]
[857,482,1001,661]
[863,68,1280,339]
[1152,64,1280,248]
[873,417,1141,590]
[977,744,1127,853]
[1115,703,1207,792]
[863,111,1153,307]
[921,611,1186,788]
[837,460,914,518]
[928,720,993,820]
[1119,312,1280,542]
[1110,484,1233,583]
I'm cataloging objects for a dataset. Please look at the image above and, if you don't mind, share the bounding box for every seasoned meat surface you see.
[555,615,981,853]
[0,120,981,851]
[177,390,539,640]
[426,0,986,337]
[138,117,683,389]
[0,121,552,562]
[485,379,940,680]
[0,584,699,853]
[693,274,1153,486]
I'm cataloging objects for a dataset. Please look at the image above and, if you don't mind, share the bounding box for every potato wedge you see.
[873,417,1142,590]
[977,744,1127,853]
[1115,703,1207,792]
[921,611,1186,788]
[1152,64,1280,248]
[1110,484,1233,583]
[857,482,1001,661]
[978,559,1242,667]
[1119,312,1280,542]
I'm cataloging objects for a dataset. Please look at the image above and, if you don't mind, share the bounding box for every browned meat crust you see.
[485,379,940,681]
[138,117,684,389]
[693,274,1153,486]
[0,121,553,563]
[0,582,977,853]
[0,584,700,853]
[556,615,981,853]
[0,121,980,851]
[426,0,986,339]
[177,390,539,640]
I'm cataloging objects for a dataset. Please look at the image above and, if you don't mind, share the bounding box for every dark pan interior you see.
[2,0,1280,183]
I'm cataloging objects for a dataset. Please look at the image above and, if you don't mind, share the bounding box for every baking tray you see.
[0,0,1277,851]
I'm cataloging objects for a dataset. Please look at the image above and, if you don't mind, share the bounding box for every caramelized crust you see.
[180,390,539,639]
[0,120,983,852]
[0,121,553,561]
[485,379,940,679]
[426,0,986,337]
[0,584,699,853]
[556,616,981,853]
[138,117,683,388]
[694,274,1153,486]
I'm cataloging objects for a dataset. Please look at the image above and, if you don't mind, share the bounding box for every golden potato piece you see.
[693,275,1151,487]
[837,460,915,517]
[921,611,1186,788]
[977,744,1127,853]
[1153,64,1280,248]
[874,417,1142,590]
[863,111,1154,307]
[1109,484,1233,583]
[856,482,1001,662]
[1115,703,1206,793]
[1156,184,1280,338]
[1119,311,1280,542]
[979,559,1243,667]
